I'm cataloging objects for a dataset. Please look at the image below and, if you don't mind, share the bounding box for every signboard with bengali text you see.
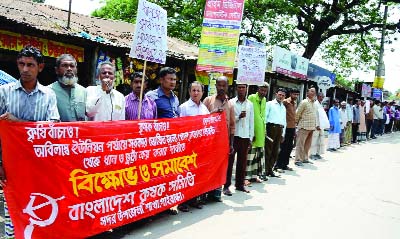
[0,114,228,239]
[0,30,84,62]
[129,0,168,64]
[372,88,382,100]
[236,45,266,85]
[271,46,309,80]
[196,0,245,73]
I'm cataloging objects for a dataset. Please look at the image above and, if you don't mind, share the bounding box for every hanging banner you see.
[0,113,228,239]
[129,0,168,64]
[307,63,336,84]
[271,46,309,80]
[361,83,372,98]
[196,0,245,73]
[236,45,266,85]
[0,30,84,62]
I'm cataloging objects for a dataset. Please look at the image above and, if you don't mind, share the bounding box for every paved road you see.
[92,132,400,239]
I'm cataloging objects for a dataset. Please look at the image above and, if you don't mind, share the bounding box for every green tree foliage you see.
[32,0,45,3]
[335,74,355,89]
[92,0,139,23]
[92,0,399,80]
[388,88,400,100]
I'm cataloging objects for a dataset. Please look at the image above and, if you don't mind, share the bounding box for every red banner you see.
[0,113,228,239]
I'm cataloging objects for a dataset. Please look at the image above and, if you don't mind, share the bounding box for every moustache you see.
[217,89,225,94]
[64,71,75,77]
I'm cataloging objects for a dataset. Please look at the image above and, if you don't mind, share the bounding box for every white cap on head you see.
[217,76,228,82]
[260,82,269,88]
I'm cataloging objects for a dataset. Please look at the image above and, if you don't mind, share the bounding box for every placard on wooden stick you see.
[129,0,168,119]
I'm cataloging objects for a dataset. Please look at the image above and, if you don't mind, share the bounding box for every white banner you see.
[236,46,267,85]
[129,0,168,64]
[271,46,309,79]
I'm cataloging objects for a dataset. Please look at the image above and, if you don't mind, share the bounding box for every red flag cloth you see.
[0,113,228,239]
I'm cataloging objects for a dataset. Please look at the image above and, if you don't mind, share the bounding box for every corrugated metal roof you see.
[0,0,198,60]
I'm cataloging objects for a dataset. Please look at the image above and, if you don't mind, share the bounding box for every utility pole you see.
[373,4,388,89]
[67,0,72,29]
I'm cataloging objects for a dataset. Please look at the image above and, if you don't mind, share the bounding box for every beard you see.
[217,89,225,96]
[58,74,78,86]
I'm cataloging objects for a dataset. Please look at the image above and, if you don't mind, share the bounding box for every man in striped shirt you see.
[0,45,59,239]
[125,72,157,120]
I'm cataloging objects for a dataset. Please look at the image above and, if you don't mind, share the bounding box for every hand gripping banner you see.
[0,113,228,239]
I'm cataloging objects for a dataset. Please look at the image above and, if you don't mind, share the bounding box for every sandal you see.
[244,179,252,187]
[250,177,263,183]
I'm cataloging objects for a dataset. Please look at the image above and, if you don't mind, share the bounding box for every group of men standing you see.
[215,82,323,196]
[2,46,399,238]
[324,97,400,152]
[0,46,211,237]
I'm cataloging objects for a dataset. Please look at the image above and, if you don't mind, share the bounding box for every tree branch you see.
[323,22,399,41]
[239,32,262,42]
[297,15,307,32]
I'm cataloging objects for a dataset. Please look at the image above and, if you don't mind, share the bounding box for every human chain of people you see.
[0,36,399,238]
[0,46,230,238]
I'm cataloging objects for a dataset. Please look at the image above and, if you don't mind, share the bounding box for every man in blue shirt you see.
[327,99,341,151]
[146,67,179,118]
[146,67,182,214]
[265,88,287,177]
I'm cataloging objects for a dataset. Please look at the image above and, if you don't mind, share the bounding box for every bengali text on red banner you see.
[0,113,228,239]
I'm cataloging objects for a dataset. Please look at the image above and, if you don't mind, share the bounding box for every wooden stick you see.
[137,60,147,120]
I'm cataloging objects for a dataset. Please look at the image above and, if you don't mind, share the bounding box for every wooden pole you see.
[137,60,147,120]
[67,0,72,29]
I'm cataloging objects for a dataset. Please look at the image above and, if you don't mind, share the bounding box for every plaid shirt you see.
[296,98,318,130]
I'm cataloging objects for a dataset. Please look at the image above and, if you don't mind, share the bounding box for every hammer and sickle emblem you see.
[22,193,65,239]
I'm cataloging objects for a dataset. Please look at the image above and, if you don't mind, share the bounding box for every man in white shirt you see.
[310,92,325,160]
[179,81,209,116]
[339,101,348,146]
[265,88,286,177]
[372,100,383,136]
[225,84,254,195]
[86,61,125,121]
[179,81,209,210]
[345,98,354,144]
